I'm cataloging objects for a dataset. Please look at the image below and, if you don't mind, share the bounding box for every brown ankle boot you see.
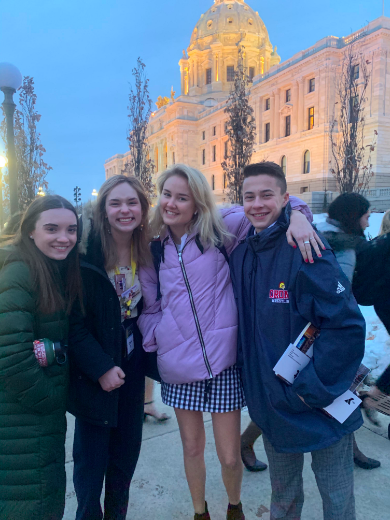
[227,502,245,520]
[194,502,211,520]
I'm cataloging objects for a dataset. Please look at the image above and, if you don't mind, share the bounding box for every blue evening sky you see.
[0,0,383,204]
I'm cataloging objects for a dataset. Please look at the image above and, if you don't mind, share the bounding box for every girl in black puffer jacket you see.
[317,193,381,471]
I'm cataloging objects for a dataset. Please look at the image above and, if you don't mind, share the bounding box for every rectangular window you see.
[224,140,228,159]
[172,152,175,165]
[249,67,255,81]
[224,122,228,134]
[213,126,216,136]
[202,130,206,140]
[286,89,291,102]
[227,65,235,82]
[265,98,270,111]
[212,145,216,162]
[224,173,227,189]
[212,175,215,190]
[265,122,270,142]
[206,68,212,85]
[308,107,314,130]
[300,186,309,194]
[309,78,315,93]
[202,149,206,165]
[352,64,360,81]
[285,115,291,137]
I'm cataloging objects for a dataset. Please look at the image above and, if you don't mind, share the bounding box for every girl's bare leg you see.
[212,409,243,505]
[175,408,207,514]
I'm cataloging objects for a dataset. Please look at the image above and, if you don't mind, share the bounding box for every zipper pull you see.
[178,251,182,261]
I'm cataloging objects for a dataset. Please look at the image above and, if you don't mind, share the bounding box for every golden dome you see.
[189,0,271,51]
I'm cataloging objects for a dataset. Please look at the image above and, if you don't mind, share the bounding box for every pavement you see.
[64,389,390,520]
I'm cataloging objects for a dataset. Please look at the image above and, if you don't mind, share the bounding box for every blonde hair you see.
[150,164,231,247]
[93,175,151,269]
[379,210,390,236]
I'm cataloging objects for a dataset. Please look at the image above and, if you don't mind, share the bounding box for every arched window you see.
[303,150,310,174]
[281,155,286,175]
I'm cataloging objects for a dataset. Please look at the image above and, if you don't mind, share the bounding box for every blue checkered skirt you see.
[161,365,245,413]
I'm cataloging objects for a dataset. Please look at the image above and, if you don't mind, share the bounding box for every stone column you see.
[270,92,275,140]
[194,57,198,87]
[292,80,299,134]
[315,73,320,127]
[298,77,304,132]
[274,88,280,139]
[180,64,185,95]
[258,96,263,144]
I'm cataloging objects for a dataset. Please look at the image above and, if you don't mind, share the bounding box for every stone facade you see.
[105,0,390,212]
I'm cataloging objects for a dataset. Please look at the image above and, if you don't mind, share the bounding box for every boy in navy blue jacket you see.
[230,162,365,520]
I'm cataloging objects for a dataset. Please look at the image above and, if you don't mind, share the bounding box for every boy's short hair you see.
[243,162,287,194]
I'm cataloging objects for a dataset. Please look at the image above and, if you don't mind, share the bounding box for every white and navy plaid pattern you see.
[161,365,245,413]
[263,433,356,520]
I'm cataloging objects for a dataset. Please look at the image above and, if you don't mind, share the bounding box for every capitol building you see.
[105,0,390,211]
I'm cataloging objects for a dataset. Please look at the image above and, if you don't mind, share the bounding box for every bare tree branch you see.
[221,47,256,204]
[1,77,51,211]
[329,45,376,193]
[123,57,155,200]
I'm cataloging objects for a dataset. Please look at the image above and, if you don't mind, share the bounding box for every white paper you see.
[323,390,362,424]
[273,344,312,385]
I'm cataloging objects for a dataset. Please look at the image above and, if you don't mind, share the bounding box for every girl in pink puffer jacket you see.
[138,164,315,520]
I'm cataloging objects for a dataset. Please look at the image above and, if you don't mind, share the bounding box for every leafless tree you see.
[329,45,377,193]
[221,47,256,204]
[1,77,51,211]
[122,57,155,200]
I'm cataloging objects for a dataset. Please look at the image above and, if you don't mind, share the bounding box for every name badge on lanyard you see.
[114,273,126,296]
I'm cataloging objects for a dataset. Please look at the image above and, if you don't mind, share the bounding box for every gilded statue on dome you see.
[155,96,170,109]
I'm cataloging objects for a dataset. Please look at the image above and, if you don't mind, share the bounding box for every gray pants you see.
[263,433,355,520]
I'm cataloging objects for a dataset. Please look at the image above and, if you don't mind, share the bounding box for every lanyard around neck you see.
[114,247,137,317]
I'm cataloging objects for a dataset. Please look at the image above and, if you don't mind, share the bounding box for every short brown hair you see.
[243,162,287,194]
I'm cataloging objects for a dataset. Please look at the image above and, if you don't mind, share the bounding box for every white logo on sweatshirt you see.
[337,281,345,294]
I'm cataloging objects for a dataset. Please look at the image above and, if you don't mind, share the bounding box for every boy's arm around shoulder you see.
[138,264,162,352]
[292,248,366,408]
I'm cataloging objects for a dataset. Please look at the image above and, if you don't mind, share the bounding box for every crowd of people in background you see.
[0,161,389,520]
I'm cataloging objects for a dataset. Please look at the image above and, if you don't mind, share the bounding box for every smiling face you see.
[30,208,78,260]
[160,175,196,239]
[105,182,143,238]
[243,174,289,233]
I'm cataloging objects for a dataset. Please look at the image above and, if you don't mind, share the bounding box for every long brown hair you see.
[14,195,83,315]
[93,175,151,270]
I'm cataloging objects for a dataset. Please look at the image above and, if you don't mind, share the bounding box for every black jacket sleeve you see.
[353,233,390,306]
[292,250,366,408]
[68,299,115,382]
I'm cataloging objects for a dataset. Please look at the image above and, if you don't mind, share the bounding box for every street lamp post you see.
[0,155,7,230]
[0,63,22,217]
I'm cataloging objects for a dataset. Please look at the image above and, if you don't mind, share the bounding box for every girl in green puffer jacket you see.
[0,195,83,520]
